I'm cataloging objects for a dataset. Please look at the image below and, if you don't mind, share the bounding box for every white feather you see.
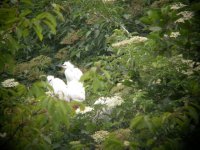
[67,80,85,102]
[62,61,83,82]
[47,75,70,101]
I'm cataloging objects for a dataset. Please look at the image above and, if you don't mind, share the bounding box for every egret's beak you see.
[56,64,63,68]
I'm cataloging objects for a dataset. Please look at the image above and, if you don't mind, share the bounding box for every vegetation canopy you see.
[0,0,200,149]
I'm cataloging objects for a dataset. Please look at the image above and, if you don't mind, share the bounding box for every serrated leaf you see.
[102,69,111,80]
[149,26,162,32]
[20,9,32,17]
[130,115,144,129]
[33,20,43,41]
[53,10,64,21]
[44,12,57,27]
[43,20,56,34]
[80,72,91,81]
[21,0,33,5]
[42,135,51,144]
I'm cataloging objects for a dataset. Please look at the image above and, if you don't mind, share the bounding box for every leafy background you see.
[0,0,200,149]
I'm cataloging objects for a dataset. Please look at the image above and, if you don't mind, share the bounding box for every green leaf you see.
[33,20,43,41]
[185,106,199,124]
[80,71,92,81]
[42,135,51,144]
[43,20,56,34]
[20,9,32,17]
[21,0,33,5]
[53,10,64,21]
[161,112,171,123]
[44,12,57,27]
[102,69,111,80]
[130,115,144,129]
[144,116,153,132]
[149,26,162,32]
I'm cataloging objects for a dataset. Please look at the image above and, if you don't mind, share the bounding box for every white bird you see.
[47,75,85,102]
[62,61,83,82]
[67,80,85,102]
[47,75,70,101]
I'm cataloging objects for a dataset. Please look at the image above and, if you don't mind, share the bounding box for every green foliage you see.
[0,0,63,73]
[103,134,124,150]
[0,80,75,149]
[1,0,200,149]
[14,55,52,81]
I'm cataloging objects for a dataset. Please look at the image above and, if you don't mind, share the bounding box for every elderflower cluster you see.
[175,11,194,23]
[91,130,109,143]
[0,132,6,138]
[152,79,161,85]
[170,32,180,38]
[1,79,19,88]
[172,54,200,75]
[76,106,94,114]
[102,0,115,3]
[124,141,130,147]
[112,36,148,47]
[170,3,187,10]
[45,91,55,97]
[69,141,81,145]
[94,95,124,109]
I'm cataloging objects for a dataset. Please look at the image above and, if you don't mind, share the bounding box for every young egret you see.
[47,75,70,101]
[62,61,83,82]
[67,80,85,102]
[47,75,85,102]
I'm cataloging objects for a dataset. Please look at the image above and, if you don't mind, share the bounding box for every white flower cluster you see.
[45,91,55,97]
[0,132,6,138]
[94,95,124,109]
[124,141,130,147]
[152,79,161,85]
[69,140,81,145]
[102,0,115,3]
[175,11,194,23]
[91,130,109,143]
[172,54,200,75]
[181,58,200,75]
[170,32,180,38]
[76,106,94,114]
[112,36,148,47]
[170,3,187,10]
[1,79,19,88]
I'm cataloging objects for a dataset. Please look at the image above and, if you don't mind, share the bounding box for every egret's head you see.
[47,75,54,83]
[62,61,74,69]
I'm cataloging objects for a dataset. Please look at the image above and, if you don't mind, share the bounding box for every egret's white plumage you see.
[62,61,83,82]
[47,75,70,101]
[47,75,85,102]
[67,80,85,102]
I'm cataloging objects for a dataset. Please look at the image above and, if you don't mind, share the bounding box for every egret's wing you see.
[73,68,83,80]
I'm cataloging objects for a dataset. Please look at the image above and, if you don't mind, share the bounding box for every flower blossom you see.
[152,79,161,85]
[178,11,194,19]
[0,132,6,138]
[124,141,130,147]
[91,130,109,143]
[175,11,194,23]
[112,36,148,47]
[170,3,187,10]
[45,91,55,97]
[76,106,94,114]
[1,79,19,88]
[102,0,115,3]
[170,32,180,38]
[94,95,124,109]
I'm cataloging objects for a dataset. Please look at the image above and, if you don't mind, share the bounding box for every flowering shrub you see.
[0,0,200,149]
[1,79,19,88]
[91,130,109,143]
